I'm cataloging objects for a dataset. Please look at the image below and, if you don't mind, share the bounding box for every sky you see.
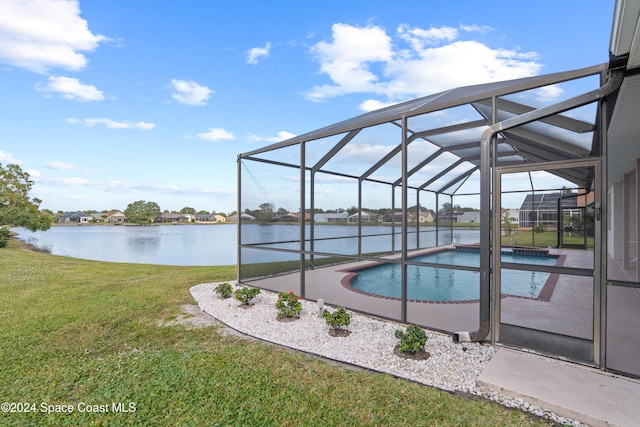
[0,0,615,215]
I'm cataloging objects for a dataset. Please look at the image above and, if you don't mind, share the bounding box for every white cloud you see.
[397,23,458,49]
[306,23,394,102]
[247,42,272,64]
[57,177,90,185]
[535,84,564,102]
[305,23,542,103]
[359,99,398,112]
[26,169,41,178]
[99,179,235,197]
[0,0,108,73]
[269,131,295,142]
[46,160,76,170]
[170,79,212,106]
[340,143,395,163]
[67,117,156,130]
[37,176,91,186]
[0,150,22,164]
[38,76,104,102]
[249,131,296,143]
[460,24,494,35]
[196,128,235,141]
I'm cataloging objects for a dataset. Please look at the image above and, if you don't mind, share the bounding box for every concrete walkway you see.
[477,349,640,427]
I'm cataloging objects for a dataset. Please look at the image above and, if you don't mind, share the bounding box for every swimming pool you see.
[348,249,559,302]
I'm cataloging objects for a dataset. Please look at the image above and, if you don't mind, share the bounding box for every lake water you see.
[13,224,481,266]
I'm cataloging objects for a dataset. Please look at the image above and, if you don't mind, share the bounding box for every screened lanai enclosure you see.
[237,27,640,378]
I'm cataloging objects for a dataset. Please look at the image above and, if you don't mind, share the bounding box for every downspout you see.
[452,123,498,343]
[452,68,623,344]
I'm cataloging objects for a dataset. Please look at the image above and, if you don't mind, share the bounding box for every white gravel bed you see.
[190,282,587,427]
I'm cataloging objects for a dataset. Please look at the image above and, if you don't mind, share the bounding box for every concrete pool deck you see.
[242,247,640,425]
[244,247,595,337]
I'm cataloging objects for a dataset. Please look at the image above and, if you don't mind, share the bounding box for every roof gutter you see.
[452,68,623,344]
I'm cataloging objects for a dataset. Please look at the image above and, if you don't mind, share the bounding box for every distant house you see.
[314,212,348,223]
[195,213,227,222]
[382,211,403,222]
[457,211,481,223]
[501,208,520,228]
[195,213,214,222]
[518,193,580,228]
[275,212,311,222]
[228,213,256,222]
[159,213,190,223]
[91,213,104,223]
[347,211,377,223]
[438,210,465,223]
[382,209,435,223]
[408,209,436,223]
[277,212,300,222]
[105,210,126,223]
[56,211,92,224]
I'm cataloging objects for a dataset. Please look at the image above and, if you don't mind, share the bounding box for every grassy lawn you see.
[0,239,555,426]
[502,230,594,249]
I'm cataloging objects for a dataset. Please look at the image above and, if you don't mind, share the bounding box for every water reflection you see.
[127,235,161,253]
[14,224,482,266]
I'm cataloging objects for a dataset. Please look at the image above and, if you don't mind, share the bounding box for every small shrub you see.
[322,306,351,330]
[234,286,261,305]
[214,282,233,298]
[395,325,428,354]
[0,228,10,248]
[533,223,547,233]
[276,291,302,318]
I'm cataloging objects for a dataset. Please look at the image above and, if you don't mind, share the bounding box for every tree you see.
[180,207,195,214]
[124,200,161,224]
[256,202,275,223]
[0,163,52,233]
[502,212,513,236]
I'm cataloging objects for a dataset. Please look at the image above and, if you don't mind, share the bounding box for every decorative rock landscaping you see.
[190,282,586,427]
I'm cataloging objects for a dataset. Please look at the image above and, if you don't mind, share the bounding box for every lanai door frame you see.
[491,158,603,365]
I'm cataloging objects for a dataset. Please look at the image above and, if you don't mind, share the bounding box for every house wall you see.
[605,158,640,278]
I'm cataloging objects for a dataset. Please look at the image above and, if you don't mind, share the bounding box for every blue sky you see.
[0,0,614,214]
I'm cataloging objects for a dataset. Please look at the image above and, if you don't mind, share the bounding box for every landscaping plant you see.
[0,227,10,248]
[214,282,233,298]
[276,291,302,318]
[395,325,428,354]
[234,286,261,305]
[322,306,351,331]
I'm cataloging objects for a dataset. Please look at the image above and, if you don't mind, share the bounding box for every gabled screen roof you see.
[241,63,607,194]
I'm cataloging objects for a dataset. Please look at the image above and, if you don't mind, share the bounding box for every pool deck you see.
[243,247,640,426]
[245,246,594,337]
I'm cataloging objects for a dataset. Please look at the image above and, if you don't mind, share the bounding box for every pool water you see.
[349,250,559,302]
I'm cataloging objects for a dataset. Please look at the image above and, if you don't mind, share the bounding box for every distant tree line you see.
[243,202,478,224]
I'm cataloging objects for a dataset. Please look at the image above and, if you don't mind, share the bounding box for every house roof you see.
[348,211,376,218]
[58,211,91,218]
[315,212,347,218]
[519,193,578,210]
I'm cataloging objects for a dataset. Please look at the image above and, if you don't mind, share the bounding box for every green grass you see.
[0,239,555,426]
[503,230,594,249]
